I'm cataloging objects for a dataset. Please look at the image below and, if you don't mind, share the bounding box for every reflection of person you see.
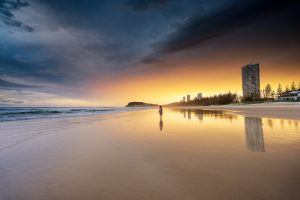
[159,119,163,131]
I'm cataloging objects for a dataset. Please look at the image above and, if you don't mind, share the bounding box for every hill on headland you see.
[125,102,158,107]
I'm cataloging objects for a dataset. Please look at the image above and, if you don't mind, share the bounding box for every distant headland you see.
[126,102,158,107]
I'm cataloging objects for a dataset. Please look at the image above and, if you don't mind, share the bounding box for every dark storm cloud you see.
[34,0,107,28]
[148,0,300,59]
[0,0,34,31]
[0,49,72,97]
[1,0,195,80]
[126,0,171,12]
[0,54,65,84]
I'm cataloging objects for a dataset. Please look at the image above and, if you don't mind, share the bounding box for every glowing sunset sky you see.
[0,0,299,106]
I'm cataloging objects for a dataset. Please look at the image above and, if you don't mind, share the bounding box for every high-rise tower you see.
[242,63,260,98]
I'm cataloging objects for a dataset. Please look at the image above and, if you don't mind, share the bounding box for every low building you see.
[197,93,202,100]
[278,91,300,101]
[187,95,191,102]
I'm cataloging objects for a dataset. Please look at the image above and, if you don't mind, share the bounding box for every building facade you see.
[197,93,202,100]
[187,95,191,102]
[278,91,300,101]
[242,63,260,98]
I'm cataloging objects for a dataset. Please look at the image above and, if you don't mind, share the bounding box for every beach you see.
[0,106,300,200]
[2,0,299,199]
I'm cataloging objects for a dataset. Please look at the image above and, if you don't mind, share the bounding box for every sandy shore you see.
[0,109,299,200]
[175,102,300,120]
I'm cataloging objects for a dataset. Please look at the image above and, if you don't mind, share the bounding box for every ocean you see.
[0,107,135,122]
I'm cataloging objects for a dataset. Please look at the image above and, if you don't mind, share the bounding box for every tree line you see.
[169,92,238,106]
[262,81,300,99]
[168,81,300,106]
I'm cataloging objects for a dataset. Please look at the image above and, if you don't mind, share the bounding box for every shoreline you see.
[0,110,152,151]
[0,107,151,123]
[171,102,300,120]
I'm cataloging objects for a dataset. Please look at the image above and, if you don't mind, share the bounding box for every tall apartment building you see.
[242,63,260,98]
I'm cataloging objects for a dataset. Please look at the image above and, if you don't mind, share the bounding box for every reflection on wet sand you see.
[187,109,191,120]
[159,116,163,131]
[170,108,300,153]
[173,108,237,122]
[1,109,300,200]
[244,117,265,152]
[171,108,266,152]
[278,119,299,130]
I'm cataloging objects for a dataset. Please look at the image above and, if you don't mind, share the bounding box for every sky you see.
[0,0,300,106]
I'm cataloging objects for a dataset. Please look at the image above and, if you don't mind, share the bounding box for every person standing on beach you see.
[159,106,163,116]
[159,106,163,131]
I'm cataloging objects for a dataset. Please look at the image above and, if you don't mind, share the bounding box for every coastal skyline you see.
[1,0,300,106]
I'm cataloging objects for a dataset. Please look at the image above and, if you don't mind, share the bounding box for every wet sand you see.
[176,102,300,120]
[0,109,300,200]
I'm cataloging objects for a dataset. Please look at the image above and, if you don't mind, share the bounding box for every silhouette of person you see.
[159,106,163,131]
[159,105,163,116]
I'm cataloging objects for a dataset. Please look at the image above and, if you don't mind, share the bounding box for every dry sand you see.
[176,102,300,120]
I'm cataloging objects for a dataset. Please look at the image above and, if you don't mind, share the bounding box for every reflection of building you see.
[178,109,187,118]
[187,95,191,102]
[242,63,260,98]
[244,117,265,152]
[173,108,236,122]
[187,109,191,120]
[194,110,203,121]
